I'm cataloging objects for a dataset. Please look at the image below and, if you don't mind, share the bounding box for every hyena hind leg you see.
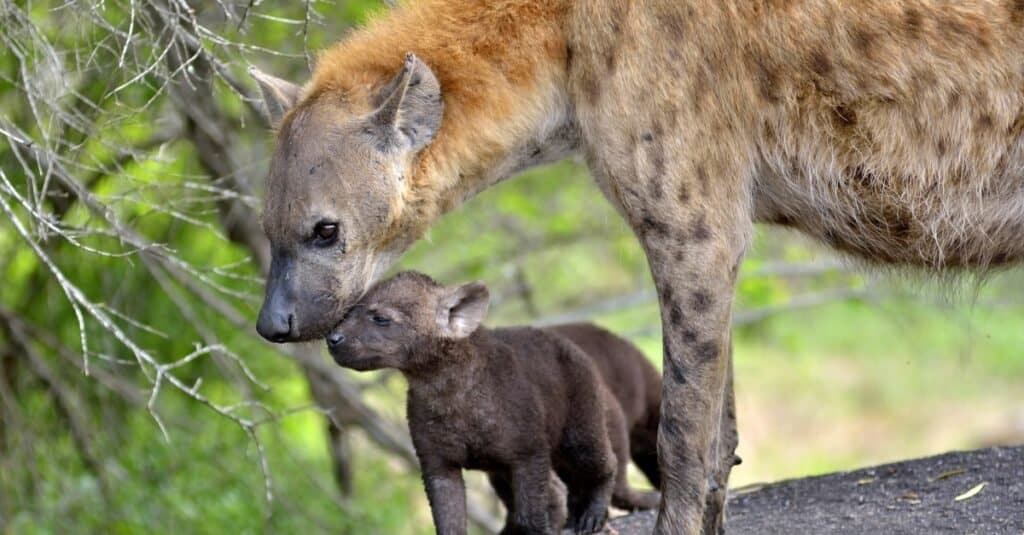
[605,392,661,511]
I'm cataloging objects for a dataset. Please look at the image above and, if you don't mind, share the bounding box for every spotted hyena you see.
[250,1,1024,533]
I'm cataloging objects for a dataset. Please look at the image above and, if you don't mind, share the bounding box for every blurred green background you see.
[1,1,1022,534]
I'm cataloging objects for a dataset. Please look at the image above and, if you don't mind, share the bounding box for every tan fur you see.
[255,1,1024,533]
[305,0,573,236]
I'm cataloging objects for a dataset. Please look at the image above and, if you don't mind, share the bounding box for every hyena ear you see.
[369,53,443,152]
[436,281,489,340]
[248,66,302,125]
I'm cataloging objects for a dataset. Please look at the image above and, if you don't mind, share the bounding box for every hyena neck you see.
[310,0,578,238]
[405,337,486,412]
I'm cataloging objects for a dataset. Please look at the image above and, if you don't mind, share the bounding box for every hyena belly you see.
[751,2,1024,270]
[754,135,1024,268]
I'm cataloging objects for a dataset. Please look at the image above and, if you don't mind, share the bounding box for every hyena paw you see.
[568,501,608,534]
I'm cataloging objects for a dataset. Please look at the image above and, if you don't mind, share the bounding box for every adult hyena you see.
[251,1,1024,533]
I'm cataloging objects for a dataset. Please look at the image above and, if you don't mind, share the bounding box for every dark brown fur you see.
[550,323,663,490]
[326,272,657,534]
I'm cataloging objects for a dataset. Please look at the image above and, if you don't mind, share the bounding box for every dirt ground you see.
[603,445,1024,534]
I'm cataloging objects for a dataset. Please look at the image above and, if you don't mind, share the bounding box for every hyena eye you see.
[370,313,392,326]
[312,221,339,247]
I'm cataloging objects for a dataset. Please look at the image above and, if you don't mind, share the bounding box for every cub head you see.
[252,54,444,342]
[325,271,489,372]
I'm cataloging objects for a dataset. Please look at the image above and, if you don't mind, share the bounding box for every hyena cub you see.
[326,271,658,534]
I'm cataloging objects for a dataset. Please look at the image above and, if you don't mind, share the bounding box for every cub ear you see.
[248,66,302,125]
[436,281,489,340]
[369,53,444,152]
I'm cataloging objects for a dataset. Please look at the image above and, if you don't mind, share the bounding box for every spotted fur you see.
[253,1,1024,533]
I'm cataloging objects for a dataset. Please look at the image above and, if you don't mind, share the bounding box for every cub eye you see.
[312,221,339,247]
[370,313,392,326]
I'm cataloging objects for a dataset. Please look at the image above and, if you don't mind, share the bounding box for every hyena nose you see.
[256,307,295,343]
[326,331,346,348]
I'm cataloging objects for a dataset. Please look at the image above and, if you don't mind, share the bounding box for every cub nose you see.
[326,331,346,348]
[256,308,295,343]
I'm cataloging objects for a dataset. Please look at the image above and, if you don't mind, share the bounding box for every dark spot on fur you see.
[823,229,839,245]
[681,329,698,345]
[695,164,708,185]
[651,150,666,182]
[661,413,683,436]
[808,50,832,76]
[674,249,685,262]
[976,113,994,130]
[691,215,711,241]
[664,343,687,386]
[690,69,709,112]
[851,26,876,56]
[938,14,989,49]
[903,8,924,38]
[770,213,794,226]
[832,104,857,129]
[605,50,617,72]
[678,182,691,204]
[891,217,912,239]
[649,178,664,200]
[947,91,963,110]
[652,120,665,138]
[656,9,687,37]
[641,215,670,237]
[1012,0,1024,24]
[1009,113,1024,136]
[641,132,654,142]
[905,8,929,38]
[581,73,601,104]
[757,58,778,103]
[991,251,1011,265]
[660,286,675,303]
[665,107,681,131]
[851,166,875,188]
[696,341,719,363]
[565,45,574,67]
[936,139,948,157]
[861,206,914,242]
[748,53,780,103]
[669,303,684,326]
[690,290,713,313]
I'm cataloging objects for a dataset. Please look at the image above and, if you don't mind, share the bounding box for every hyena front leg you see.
[703,335,739,534]
[649,234,744,535]
[617,163,750,535]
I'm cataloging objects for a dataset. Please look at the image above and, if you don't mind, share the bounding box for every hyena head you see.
[325,271,490,372]
[251,54,443,343]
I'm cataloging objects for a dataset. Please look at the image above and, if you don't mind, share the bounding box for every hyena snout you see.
[326,330,346,348]
[256,287,296,343]
[257,251,302,343]
[257,248,365,343]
